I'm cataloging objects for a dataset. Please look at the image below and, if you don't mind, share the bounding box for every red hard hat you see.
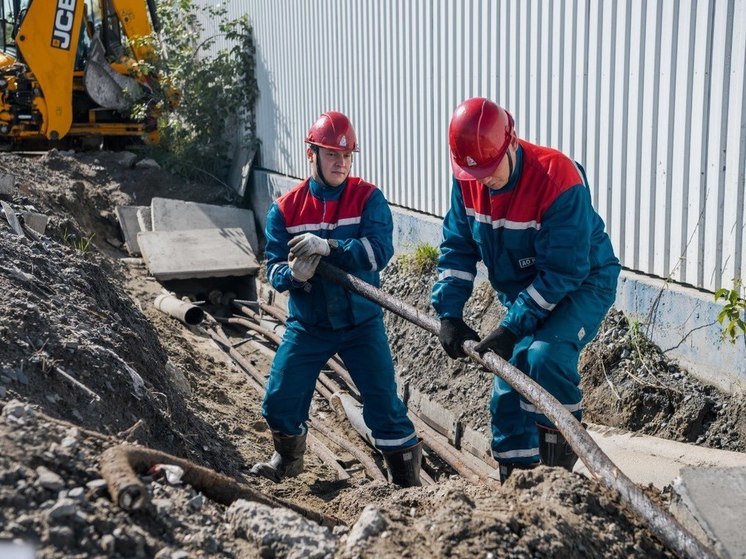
[448,98,514,180]
[305,111,359,152]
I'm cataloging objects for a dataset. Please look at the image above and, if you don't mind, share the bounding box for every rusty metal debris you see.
[100,444,343,527]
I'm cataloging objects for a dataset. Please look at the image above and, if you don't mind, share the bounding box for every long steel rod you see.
[316,261,715,559]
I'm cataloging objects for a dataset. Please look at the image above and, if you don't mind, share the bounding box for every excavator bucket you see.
[84,35,142,112]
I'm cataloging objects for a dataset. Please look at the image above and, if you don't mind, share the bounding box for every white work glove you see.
[288,233,331,257]
[288,253,321,282]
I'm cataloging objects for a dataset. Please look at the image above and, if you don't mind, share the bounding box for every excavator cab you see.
[0,0,164,149]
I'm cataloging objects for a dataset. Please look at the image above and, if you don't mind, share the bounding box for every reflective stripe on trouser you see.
[262,317,417,451]
[490,284,616,464]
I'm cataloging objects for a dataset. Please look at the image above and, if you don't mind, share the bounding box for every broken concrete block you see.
[228,143,256,198]
[1,201,25,237]
[136,207,152,233]
[670,466,746,559]
[150,197,259,254]
[0,173,15,197]
[137,227,260,281]
[21,211,49,235]
[115,205,148,255]
[250,170,298,236]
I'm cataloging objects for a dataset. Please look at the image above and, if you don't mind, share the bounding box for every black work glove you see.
[439,317,480,359]
[474,326,517,361]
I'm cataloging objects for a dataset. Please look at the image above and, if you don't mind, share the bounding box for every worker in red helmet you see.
[432,98,620,483]
[252,111,421,487]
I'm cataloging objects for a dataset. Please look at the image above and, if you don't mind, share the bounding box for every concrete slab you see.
[137,207,152,232]
[151,197,259,254]
[21,211,49,235]
[137,227,260,281]
[574,424,746,489]
[0,172,15,197]
[115,205,148,255]
[671,466,746,559]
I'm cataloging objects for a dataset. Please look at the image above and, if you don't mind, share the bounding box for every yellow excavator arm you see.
[0,0,164,148]
[15,0,85,139]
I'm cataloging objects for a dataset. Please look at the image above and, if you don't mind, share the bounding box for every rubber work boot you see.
[497,462,539,484]
[382,441,423,487]
[537,423,578,471]
[250,432,307,482]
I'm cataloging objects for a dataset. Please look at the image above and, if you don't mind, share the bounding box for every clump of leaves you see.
[715,279,746,343]
[135,0,259,184]
[402,244,439,274]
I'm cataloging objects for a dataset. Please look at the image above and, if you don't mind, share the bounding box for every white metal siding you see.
[201,0,746,293]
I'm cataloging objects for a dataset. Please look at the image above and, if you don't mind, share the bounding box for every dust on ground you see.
[0,149,740,557]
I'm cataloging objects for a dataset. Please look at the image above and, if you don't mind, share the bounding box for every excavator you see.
[0,0,168,149]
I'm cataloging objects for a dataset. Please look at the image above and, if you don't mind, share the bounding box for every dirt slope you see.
[0,149,740,558]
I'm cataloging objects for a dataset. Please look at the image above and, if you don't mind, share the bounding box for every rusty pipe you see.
[316,261,715,559]
[309,418,386,482]
[154,294,204,325]
[219,315,344,400]
[100,444,343,527]
[234,302,360,397]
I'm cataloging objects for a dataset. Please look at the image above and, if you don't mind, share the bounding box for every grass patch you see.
[401,244,439,274]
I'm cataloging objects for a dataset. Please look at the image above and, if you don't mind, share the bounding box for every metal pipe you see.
[154,294,204,325]
[259,300,287,322]
[407,413,489,483]
[309,418,386,482]
[221,315,347,399]
[316,261,715,559]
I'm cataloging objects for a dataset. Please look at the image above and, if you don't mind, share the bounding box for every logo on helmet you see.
[465,156,477,167]
[339,136,348,148]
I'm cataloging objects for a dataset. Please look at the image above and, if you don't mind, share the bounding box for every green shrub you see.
[715,279,746,343]
[135,0,259,184]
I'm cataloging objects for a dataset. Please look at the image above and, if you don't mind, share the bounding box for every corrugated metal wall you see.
[201,0,746,293]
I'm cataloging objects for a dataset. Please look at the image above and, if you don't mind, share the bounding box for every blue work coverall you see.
[432,140,621,465]
[264,176,417,451]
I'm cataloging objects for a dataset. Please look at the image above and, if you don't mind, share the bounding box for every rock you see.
[68,487,85,501]
[47,525,75,548]
[15,369,28,385]
[346,505,387,550]
[35,466,64,491]
[0,172,15,197]
[227,499,336,559]
[100,534,115,554]
[135,158,160,169]
[47,498,77,520]
[85,479,108,498]
[115,152,138,168]
[187,493,204,511]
